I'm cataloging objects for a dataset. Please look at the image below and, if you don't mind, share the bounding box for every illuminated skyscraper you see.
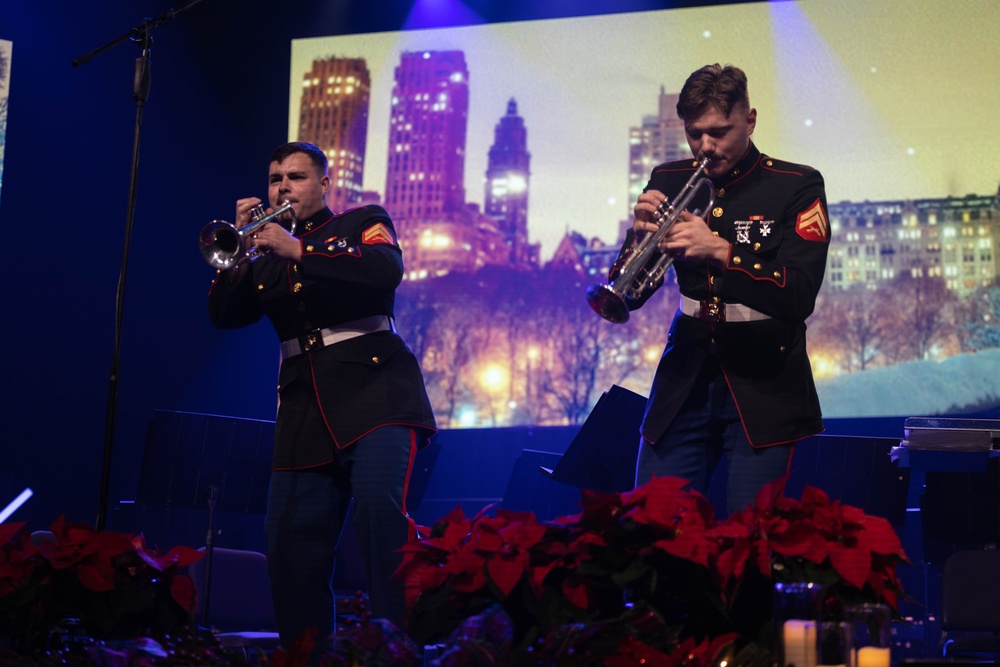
[485,98,538,267]
[628,86,688,206]
[385,50,469,220]
[297,56,370,213]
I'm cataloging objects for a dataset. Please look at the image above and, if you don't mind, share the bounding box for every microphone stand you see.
[71,0,207,531]
[200,484,219,628]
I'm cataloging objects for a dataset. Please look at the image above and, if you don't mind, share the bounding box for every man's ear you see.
[747,107,757,136]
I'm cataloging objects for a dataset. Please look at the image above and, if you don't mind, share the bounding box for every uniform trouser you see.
[635,353,793,516]
[264,425,417,649]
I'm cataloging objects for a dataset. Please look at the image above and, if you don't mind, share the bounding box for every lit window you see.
[507,175,527,193]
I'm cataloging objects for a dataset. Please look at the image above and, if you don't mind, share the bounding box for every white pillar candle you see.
[855,647,890,667]
[783,620,818,667]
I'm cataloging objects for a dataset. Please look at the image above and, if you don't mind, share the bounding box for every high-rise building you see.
[484,98,538,267]
[297,57,371,213]
[385,50,469,220]
[385,50,494,278]
[628,86,688,207]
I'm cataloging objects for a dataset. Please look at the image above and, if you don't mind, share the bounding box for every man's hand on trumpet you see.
[632,189,729,267]
[235,196,303,263]
[234,197,261,231]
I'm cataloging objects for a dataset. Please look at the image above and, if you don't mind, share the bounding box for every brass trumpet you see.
[586,157,716,323]
[199,201,297,269]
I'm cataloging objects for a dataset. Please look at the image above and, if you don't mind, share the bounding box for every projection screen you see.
[287,0,1000,428]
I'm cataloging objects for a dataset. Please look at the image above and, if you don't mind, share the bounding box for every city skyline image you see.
[285,0,1000,425]
[290,0,999,261]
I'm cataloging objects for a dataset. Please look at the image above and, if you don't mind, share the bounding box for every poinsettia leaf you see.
[605,635,674,667]
[471,503,497,522]
[170,573,197,612]
[403,562,449,609]
[529,560,561,595]
[453,568,487,592]
[430,506,470,541]
[77,562,116,592]
[562,577,592,610]
[495,509,540,524]
[164,545,205,568]
[800,485,831,507]
[0,521,25,546]
[651,532,714,568]
[500,522,547,550]
[860,514,906,558]
[753,475,789,510]
[445,544,486,576]
[770,521,820,558]
[472,530,504,553]
[715,539,752,585]
[48,515,69,537]
[487,554,524,597]
[829,542,871,589]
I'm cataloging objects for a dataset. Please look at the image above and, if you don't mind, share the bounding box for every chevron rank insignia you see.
[362,222,397,246]
[796,198,829,241]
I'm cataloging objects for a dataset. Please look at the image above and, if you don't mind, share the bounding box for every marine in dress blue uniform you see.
[208,143,436,648]
[616,65,829,515]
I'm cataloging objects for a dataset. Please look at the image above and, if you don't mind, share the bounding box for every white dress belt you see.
[280,315,393,359]
[679,294,770,323]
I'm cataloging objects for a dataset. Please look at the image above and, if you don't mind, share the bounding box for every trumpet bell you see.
[585,157,714,324]
[586,284,630,323]
[198,201,297,270]
[200,220,244,269]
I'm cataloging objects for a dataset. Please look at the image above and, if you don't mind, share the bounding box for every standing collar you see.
[295,207,335,236]
[712,142,761,189]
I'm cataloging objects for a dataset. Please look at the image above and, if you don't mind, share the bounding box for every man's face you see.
[684,103,756,179]
[268,152,330,220]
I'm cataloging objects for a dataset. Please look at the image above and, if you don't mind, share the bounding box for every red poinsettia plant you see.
[398,476,908,666]
[723,479,908,618]
[0,516,203,651]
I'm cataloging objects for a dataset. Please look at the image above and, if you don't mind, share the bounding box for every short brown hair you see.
[269,141,328,176]
[676,64,749,121]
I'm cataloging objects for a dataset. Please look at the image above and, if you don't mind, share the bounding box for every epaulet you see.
[335,205,365,217]
[760,155,815,176]
[652,158,701,174]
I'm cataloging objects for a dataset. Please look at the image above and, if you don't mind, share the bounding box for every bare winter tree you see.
[811,285,892,372]
[954,284,1000,353]
[881,272,955,362]
[522,265,598,424]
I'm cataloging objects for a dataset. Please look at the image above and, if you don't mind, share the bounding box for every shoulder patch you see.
[795,198,829,242]
[361,222,397,246]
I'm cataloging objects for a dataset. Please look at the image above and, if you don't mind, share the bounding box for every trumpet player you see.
[618,64,830,515]
[207,142,436,649]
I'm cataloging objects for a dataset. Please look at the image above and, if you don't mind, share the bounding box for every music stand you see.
[547,385,647,493]
[136,409,273,627]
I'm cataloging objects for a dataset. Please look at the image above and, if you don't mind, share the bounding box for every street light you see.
[480,363,508,426]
